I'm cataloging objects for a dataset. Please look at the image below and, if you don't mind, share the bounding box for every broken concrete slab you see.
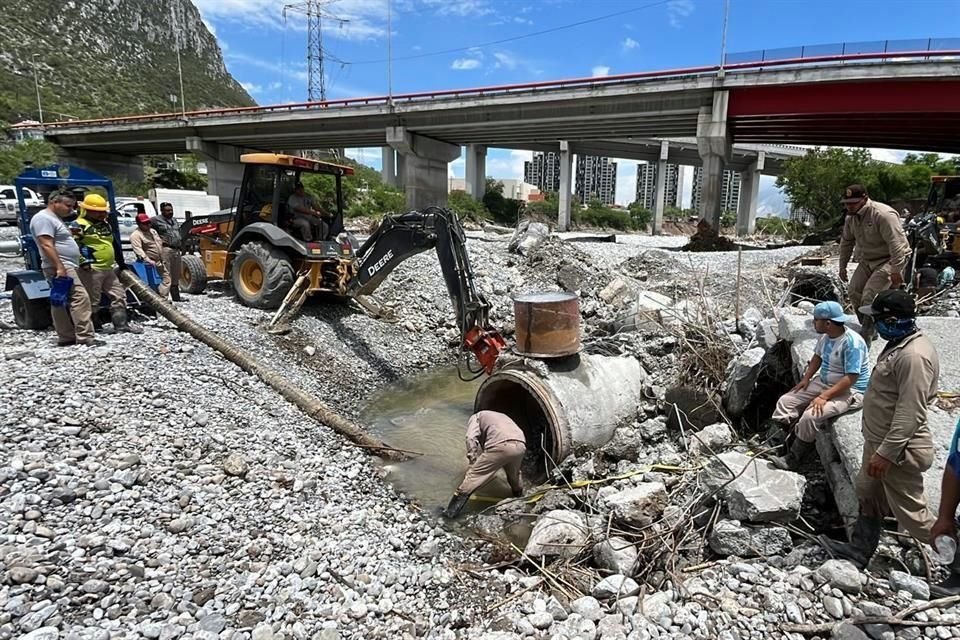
[816,316,960,530]
[723,347,766,417]
[601,482,668,528]
[738,307,764,337]
[593,537,639,576]
[708,519,793,557]
[600,426,643,462]
[777,309,817,343]
[599,278,630,306]
[509,220,550,255]
[755,318,780,350]
[689,422,735,457]
[592,574,640,600]
[524,509,589,559]
[791,337,820,382]
[701,451,807,522]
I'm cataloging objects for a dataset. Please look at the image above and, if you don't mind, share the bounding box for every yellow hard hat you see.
[81,193,108,212]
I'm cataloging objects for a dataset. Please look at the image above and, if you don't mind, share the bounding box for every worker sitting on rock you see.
[928,417,960,596]
[822,290,939,569]
[74,194,142,334]
[838,184,910,346]
[443,410,527,519]
[769,302,870,471]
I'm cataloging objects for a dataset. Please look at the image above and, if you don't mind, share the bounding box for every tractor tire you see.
[231,241,294,309]
[180,254,208,294]
[11,284,52,330]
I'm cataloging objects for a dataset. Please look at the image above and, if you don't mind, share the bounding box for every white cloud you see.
[419,0,494,17]
[451,58,482,71]
[226,51,308,82]
[268,81,284,91]
[240,81,263,94]
[591,65,610,77]
[622,37,639,51]
[486,149,531,180]
[493,52,517,70]
[194,0,388,41]
[615,160,638,206]
[868,148,909,163]
[667,0,695,28]
[758,177,787,217]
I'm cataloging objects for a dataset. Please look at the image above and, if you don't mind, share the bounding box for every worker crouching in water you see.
[768,301,870,471]
[73,194,142,334]
[443,410,527,519]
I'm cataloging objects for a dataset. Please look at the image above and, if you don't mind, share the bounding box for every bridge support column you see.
[696,90,732,230]
[465,144,487,200]
[59,149,144,185]
[185,137,245,209]
[386,127,460,210]
[736,152,765,236]
[557,140,573,231]
[381,147,397,187]
[652,141,670,236]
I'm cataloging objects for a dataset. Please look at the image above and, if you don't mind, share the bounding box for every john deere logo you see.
[845,188,853,198]
[57,166,70,179]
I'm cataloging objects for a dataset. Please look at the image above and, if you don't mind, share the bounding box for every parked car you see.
[0,185,42,225]
[114,197,158,243]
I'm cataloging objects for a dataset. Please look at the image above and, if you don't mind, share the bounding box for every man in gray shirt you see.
[286,183,329,242]
[28,192,96,345]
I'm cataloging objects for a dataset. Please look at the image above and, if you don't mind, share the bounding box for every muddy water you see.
[361,368,516,513]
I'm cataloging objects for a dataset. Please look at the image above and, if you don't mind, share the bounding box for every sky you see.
[193,0,960,213]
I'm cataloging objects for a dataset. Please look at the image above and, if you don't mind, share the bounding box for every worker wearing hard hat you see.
[73,194,142,334]
[838,184,911,346]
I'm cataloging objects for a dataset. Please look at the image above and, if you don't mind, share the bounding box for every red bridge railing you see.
[31,42,960,130]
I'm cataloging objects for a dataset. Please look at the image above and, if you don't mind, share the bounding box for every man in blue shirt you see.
[929,419,960,596]
[770,301,871,470]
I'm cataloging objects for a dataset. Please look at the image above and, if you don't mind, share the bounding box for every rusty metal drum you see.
[512,291,581,358]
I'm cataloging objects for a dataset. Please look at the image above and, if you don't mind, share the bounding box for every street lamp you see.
[31,54,43,124]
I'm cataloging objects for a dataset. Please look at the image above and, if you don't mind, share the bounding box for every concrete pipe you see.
[474,353,647,480]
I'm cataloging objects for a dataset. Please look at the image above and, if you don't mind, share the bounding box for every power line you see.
[341,0,672,65]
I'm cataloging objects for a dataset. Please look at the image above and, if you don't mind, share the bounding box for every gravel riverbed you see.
[5,223,947,640]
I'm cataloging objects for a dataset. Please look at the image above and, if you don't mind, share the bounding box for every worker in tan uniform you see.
[838,184,910,345]
[129,213,170,297]
[443,410,527,519]
[822,290,939,569]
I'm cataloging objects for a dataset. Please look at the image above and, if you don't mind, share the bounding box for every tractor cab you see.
[181,153,360,309]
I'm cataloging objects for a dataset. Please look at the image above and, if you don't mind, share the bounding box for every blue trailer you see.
[4,164,158,330]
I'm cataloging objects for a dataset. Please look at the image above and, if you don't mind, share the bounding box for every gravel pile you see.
[4,222,924,639]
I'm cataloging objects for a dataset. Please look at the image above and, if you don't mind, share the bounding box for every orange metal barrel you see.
[512,291,581,358]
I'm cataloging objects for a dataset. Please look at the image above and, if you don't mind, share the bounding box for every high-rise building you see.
[691,167,742,213]
[523,152,562,193]
[635,162,681,210]
[575,155,617,206]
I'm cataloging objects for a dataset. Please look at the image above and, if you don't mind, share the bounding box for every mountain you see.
[0,0,254,126]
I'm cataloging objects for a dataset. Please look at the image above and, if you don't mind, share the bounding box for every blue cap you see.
[813,301,852,324]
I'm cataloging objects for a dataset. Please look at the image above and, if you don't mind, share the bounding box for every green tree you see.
[482,178,506,220]
[448,189,491,222]
[776,148,874,224]
[525,193,559,220]
[627,201,653,229]
[0,139,57,182]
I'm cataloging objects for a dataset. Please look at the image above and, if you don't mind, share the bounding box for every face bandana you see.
[875,317,916,341]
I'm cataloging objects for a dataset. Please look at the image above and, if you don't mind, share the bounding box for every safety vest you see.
[74,215,116,271]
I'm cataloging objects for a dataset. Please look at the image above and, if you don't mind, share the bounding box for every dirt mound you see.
[681,222,737,252]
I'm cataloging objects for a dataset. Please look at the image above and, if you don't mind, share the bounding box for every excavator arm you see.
[350,206,506,377]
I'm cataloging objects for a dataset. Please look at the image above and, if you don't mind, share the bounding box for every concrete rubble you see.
[3,222,960,639]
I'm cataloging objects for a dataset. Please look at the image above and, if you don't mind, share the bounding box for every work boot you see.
[111,309,143,334]
[442,493,471,519]
[770,438,817,471]
[930,553,960,597]
[170,286,182,302]
[821,516,883,569]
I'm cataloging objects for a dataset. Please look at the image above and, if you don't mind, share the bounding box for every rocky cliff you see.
[0,0,254,125]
